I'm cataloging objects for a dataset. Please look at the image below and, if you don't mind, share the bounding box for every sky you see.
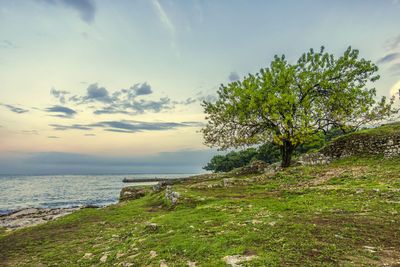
[1,0,400,174]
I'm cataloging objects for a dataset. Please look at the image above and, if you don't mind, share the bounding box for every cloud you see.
[50,88,70,104]
[52,82,211,115]
[174,93,217,106]
[92,97,172,115]
[96,120,196,132]
[92,106,130,115]
[45,105,77,118]
[50,123,92,131]
[130,97,171,113]
[0,103,29,114]
[84,133,96,136]
[390,63,400,73]
[94,120,203,133]
[197,94,217,103]
[84,83,113,103]
[229,71,240,82]
[151,0,175,34]
[48,136,59,138]
[21,130,38,135]
[66,83,170,115]
[150,0,180,57]
[385,34,400,50]
[43,0,96,24]
[131,82,153,96]
[0,40,18,49]
[377,53,400,64]
[181,97,197,105]
[49,120,204,133]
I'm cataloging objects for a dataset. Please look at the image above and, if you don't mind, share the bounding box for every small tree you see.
[202,47,397,167]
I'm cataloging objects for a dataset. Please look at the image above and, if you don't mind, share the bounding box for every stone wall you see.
[296,152,332,166]
[297,132,400,166]
[229,160,270,177]
[320,133,400,159]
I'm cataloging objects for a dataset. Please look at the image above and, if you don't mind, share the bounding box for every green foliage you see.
[256,143,281,163]
[203,148,261,172]
[202,46,397,167]
[204,128,344,173]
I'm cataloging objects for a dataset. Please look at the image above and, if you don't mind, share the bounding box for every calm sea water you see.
[0,173,196,215]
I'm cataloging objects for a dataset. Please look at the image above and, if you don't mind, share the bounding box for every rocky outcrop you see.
[230,160,270,177]
[165,186,180,205]
[0,207,84,229]
[119,186,151,202]
[296,152,332,166]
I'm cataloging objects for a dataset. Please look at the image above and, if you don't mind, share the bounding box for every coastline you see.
[0,175,199,231]
[0,205,101,230]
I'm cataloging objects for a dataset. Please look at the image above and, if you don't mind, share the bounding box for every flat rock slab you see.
[0,207,83,230]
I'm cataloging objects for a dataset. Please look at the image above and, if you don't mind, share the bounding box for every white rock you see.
[100,254,108,263]
[222,255,258,267]
[82,253,93,259]
[149,250,158,259]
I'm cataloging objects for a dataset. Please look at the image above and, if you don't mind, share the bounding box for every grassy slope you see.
[1,156,399,266]
[1,126,400,266]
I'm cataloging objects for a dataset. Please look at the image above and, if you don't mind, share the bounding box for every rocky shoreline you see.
[0,205,100,230]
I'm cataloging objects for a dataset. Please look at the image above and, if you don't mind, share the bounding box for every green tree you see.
[202,47,397,167]
[255,143,281,163]
[203,148,258,172]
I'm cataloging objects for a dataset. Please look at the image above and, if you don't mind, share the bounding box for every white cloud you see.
[151,0,175,34]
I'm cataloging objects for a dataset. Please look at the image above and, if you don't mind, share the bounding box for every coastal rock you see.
[165,186,180,205]
[152,181,167,193]
[0,207,81,229]
[119,186,150,202]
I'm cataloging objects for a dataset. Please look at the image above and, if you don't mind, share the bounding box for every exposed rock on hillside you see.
[0,207,83,229]
[119,186,151,202]
[229,160,270,177]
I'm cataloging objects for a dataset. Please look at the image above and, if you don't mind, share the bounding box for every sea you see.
[0,173,196,215]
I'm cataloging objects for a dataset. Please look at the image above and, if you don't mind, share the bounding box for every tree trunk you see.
[280,140,295,168]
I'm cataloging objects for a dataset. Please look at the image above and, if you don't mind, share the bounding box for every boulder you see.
[165,186,180,205]
[119,186,150,202]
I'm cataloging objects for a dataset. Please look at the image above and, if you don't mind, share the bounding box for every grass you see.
[1,154,399,266]
[330,121,400,143]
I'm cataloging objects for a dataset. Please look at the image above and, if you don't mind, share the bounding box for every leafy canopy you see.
[202,46,397,167]
[203,128,343,173]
